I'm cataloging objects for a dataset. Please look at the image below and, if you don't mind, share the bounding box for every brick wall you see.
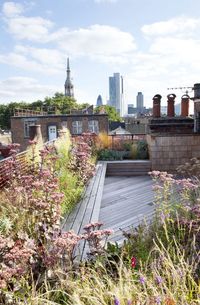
[147,134,200,172]
[11,114,108,151]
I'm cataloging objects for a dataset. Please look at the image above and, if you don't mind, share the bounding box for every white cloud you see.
[1,4,199,109]
[5,16,54,41]
[141,16,200,37]
[2,1,54,41]
[0,47,64,75]
[1,2,136,59]
[0,77,60,103]
[14,45,65,70]
[2,1,24,17]
[56,25,136,57]
[123,16,200,108]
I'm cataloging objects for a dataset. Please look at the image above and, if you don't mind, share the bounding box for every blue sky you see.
[0,0,200,112]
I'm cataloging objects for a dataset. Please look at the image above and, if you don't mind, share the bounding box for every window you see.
[72,121,82,134]
[88,120,99,134]
[24,119,37,138]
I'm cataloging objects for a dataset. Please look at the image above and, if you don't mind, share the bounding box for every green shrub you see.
[136,140,149,159]
[123,142,132,151]
[130,143,138,159]
[97,149,126,160]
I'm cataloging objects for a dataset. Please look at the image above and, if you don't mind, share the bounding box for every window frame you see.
[88,120,99,134]
[24,119,37,138]
[72,120,82,134]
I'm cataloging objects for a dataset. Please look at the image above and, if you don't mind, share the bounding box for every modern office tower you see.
[136,92,144,113]
[64,58,74,97]
[96,95,103,106]
[108,73,124,116]
[128,104,134,114]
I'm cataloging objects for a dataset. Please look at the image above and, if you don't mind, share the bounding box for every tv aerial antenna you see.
[167,86,193,96]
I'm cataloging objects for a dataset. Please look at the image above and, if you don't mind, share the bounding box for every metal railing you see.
[72,133,146,150]
[14,108,48,117]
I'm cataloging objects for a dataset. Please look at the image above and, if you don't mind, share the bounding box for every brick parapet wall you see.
[11,114,108,152]
[147,134,200,172]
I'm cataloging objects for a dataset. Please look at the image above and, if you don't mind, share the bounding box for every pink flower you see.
[28,140,37,145]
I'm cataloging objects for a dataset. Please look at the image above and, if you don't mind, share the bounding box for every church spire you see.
[64,57,74,97]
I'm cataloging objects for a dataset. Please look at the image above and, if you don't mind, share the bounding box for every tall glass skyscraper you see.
[96,94,103,106]
[108,73,124,116]
[136,92,144,113]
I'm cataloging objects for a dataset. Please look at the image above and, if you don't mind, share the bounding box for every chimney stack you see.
[29,125,43,144]
[167,94,176,117]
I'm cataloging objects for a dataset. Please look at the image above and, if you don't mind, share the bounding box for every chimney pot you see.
[152,94,162,118]
[181,94,190,117]
[167,94,176,117]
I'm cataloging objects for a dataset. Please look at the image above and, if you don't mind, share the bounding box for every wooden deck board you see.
[62,162,107,260]
[99,175,154,244]
[63,161,155,259]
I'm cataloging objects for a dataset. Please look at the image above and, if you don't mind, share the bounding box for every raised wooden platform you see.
[62,160,154,259]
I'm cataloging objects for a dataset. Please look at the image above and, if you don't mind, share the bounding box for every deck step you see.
[106,160,151,176]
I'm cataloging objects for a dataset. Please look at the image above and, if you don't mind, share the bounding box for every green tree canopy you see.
[95,105,121,122]
[0,93,91,130]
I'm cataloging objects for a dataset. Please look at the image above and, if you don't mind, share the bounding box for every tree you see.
[0,93,91,130]
[95,105,121,121]
[0,102,29,129]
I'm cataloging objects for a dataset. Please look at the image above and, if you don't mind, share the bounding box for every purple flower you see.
[127,300,132,305]
[114,297,120,305]
[155,296,161,304]
[155,275,163,285]
[139,276,145,285]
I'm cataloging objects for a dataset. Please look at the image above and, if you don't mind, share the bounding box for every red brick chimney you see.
[29,125,43,143]
[167,94,176,117]
[153,94,162,118]
[181,94,190,117]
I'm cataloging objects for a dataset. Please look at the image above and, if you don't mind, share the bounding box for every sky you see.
[0,0,200,113]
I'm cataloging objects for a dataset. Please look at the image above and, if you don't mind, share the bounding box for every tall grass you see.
[10,230,199,304]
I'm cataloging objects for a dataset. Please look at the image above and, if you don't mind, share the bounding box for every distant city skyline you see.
[136,92,144,113]
[108,72,124,116]
[0,0,200,108]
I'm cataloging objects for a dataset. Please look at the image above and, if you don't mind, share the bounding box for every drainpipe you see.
[152,94,162,118]
[167,94,176,117]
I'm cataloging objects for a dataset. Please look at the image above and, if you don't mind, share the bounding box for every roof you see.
[109,126,131,135]
[11,113,108,119]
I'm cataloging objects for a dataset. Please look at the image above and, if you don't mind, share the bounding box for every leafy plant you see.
[97,149,126,160]
[136,140,149,159]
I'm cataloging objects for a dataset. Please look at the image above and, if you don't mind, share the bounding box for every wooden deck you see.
[99,176,154,243]
[62,161,154,259]
[62,161,107,260]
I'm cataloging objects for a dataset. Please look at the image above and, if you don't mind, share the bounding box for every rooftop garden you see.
[0,131,199,304]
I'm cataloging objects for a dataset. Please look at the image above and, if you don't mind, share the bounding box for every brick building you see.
[147,90,200,172]
[11,111,108,151]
